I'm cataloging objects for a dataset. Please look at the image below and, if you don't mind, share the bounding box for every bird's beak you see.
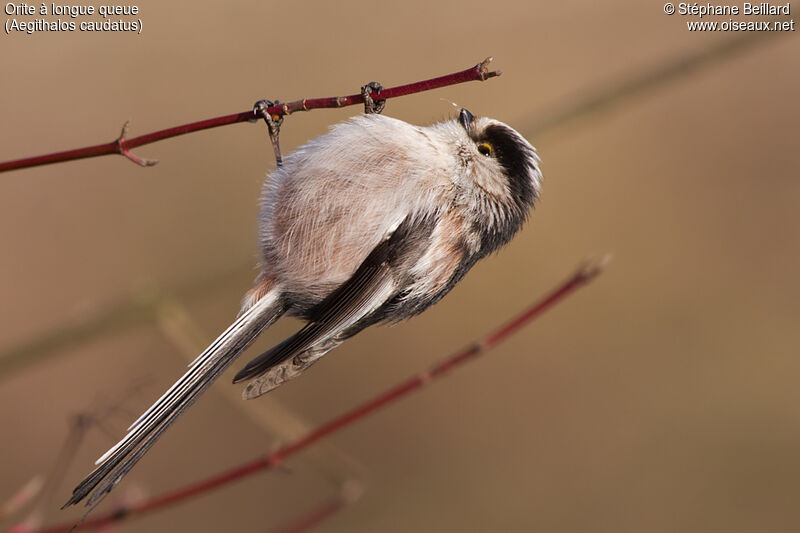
[458,108,475,130]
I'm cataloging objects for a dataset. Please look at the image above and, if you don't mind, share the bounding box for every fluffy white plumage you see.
[65,109,542,508]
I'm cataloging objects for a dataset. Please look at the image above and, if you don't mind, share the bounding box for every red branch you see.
[0,58,500,174]
[25,259,606,533]
[270,497,345,533]
[269,482,360,533]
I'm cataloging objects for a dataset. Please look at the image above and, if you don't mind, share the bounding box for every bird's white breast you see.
[259,114,455,301]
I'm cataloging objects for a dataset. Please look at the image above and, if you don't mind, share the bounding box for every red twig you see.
[269,497,345,533]
[269,481,361,533]
[24,258,606,533]
[0,58,501,174]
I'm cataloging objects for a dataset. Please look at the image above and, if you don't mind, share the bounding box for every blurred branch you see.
[28,416,92,522]
[524,30,786,137]
[0,264,251,381]
[0,58,500,173]
[155,298,367,491]
[0,297,155,380]
[24,260,605,533]
[0,477,43,526]
[268,481,362,533]
[2,381,150,532]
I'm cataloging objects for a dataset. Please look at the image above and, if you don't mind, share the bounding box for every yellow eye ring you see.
[477,143,492,157]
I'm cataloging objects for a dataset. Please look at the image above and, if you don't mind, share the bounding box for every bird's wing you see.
[232,213,437,390]
[64,289,285,508]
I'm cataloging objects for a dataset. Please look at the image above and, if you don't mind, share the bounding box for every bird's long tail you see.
[63,287,284,508]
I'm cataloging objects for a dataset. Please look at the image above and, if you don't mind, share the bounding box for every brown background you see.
[1,1,799,532]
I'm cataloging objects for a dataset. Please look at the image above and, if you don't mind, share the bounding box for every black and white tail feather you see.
[63,290,285,508]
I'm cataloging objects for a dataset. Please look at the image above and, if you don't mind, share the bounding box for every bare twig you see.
[115,122,158,167]
[268,481,362,533]
[154,297,367,490]
[22,260,605,533]
[0,264,251,381]
[524,31,785,137]
[1,380,153,533]
[1,416,93,533]
[0,58,500,174]
[0,477,44,524]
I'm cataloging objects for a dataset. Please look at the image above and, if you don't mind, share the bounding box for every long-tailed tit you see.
[65,108,542,507]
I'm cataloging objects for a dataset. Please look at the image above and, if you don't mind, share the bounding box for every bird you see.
[64,108,542,507]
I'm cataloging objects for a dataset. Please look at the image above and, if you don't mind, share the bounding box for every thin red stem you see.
[0,58,500,174]
[27,260,605,533]
[269,499,343,533]
[268,487,354,533]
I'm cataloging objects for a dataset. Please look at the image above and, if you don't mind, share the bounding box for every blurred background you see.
[1,1,798,531]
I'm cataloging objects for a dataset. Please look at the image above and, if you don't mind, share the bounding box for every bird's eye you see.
[477,143,493,157]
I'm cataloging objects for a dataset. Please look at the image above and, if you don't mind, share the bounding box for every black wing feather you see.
[233,213,436,383]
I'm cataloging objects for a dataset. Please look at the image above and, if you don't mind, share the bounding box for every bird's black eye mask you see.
[477,125,527,170]
[478,124,539,208]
